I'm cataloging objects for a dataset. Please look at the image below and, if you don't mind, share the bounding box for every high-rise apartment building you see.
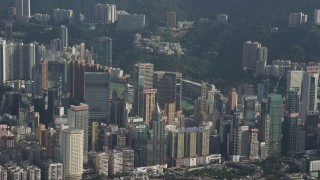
[153,71,182,110]
[267,94,283,158]
[85,70,111,123]
[168,129,184,166]
[249,129,259,160]
[289,12,308,26]
[68,103,89,162]
[133,63,154,117]
[314,9,320,24]
[242,41,267,70]
[94,4,117,24]
[117,11,145,31]
[15,0,30,19]
[301,72,318,122]
[61,128,83,180]
[96,37,112,67]
[60,25,68,51]
[167,11,177,29]
[40,159,63,180]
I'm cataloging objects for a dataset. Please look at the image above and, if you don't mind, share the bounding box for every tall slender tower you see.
[301,72,318,122]
[85,0,94,24]
[96,37,112,67]
[133,63,154,117]
[60,25,68,51]
[15,0,30,18]
[267,94,283,158]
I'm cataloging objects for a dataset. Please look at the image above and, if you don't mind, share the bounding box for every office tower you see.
[237,126,250,158]
[305,114,320,150]
[286,70,303,96]
[39,60,48,90]
[61,128,83,180]
[72,0,81,24]
[85,70,111,123]
[110,93,125,127]
[199,82,215,116]
[60,25,68,51]
[143,89,157,127]
[117,11,145,31]
[40,159,63,180]
[301,72,318,122]
[242,41,267,70]
[15,0,30,18]
[69,60,85,103]
[250,129,259,160]
[85,0,94,24]
[167,11,177,29]
[149,105,166,165]
[227,88,238,114]
[6,21,13,41]
[68,104,89,162]
[133,63,154,116]
[48,60,68,90]
[314,9,320,24]
[0,40,8,83]
[289,12,308,26]
[243,96,258,126]
[96,37,112,67]
[231,112,240,155]
[267,94,283,158]
[153,71,182,110]
[133,122,148,167]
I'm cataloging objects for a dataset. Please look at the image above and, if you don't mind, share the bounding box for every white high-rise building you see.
[15,0,30,18]
[289,12,308,27]
[301,72,318,122]
[61,128,83,180]
[68,103,89,163]
[60,25,68,51]
[286,70,304,95]
[117,11,145,31]
[94,3,116,24]
[314,9,320,24]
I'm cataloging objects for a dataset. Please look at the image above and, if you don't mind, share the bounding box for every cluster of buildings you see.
[133,33,184,55]
[289,9,320,27]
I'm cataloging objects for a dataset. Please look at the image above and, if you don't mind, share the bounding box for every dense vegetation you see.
[2,0,320,92]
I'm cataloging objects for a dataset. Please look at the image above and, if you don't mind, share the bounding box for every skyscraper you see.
[85,69,111,123]
[267,94,283,158]
[39,60,48,91]
[96,37,112,67]
[68,103,89,162]
[153,71,182,110]
[301,72,318,122]
[69,60,86,103]
[133,63,154,116]
[61,128,83,180]
[134,122,148,167]
[60,25,68,51]
[167,11,177,29]
[143,89,157,127]
[227,88,238,114]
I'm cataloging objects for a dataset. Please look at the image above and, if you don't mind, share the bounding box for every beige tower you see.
[143,89,157,127]
[228,88,238,114]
